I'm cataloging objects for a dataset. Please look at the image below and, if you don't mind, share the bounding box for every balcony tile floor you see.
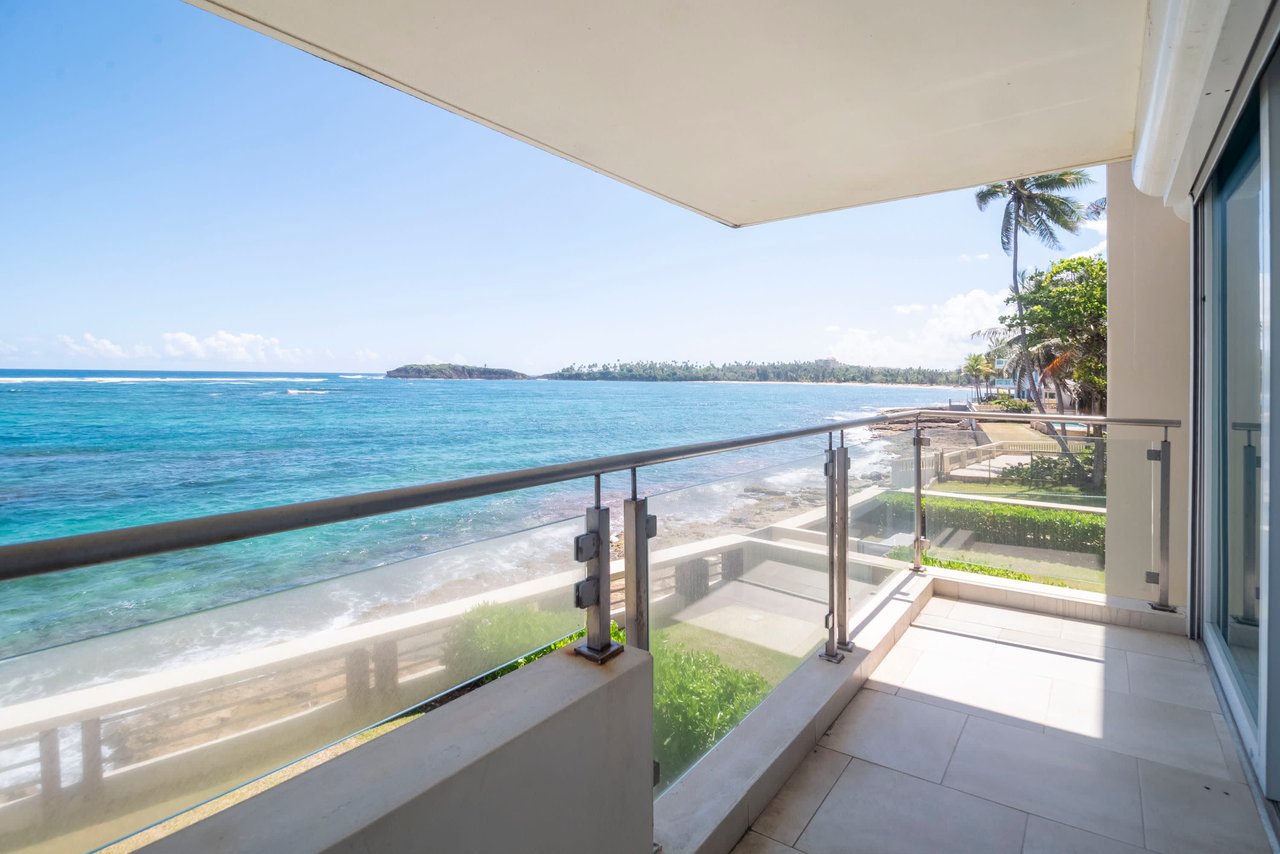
[734,596,1271,854]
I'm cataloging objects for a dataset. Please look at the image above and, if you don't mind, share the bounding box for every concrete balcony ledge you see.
[928,565,1187,635]
[139,647,654,854]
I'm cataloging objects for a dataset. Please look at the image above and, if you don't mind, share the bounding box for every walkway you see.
[733,597,1270,854]
[977,421,1050,443]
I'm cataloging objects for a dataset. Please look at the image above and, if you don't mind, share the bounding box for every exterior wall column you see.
[1105,160,1192,605]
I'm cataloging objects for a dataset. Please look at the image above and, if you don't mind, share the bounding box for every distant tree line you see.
[541,360,962,385]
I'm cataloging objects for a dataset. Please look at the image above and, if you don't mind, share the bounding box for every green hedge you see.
[885,547,1070,587]
[653,636,770,786]
[441,602,589,681]
[880,491,1104,556]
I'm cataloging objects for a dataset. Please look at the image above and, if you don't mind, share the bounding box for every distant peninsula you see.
[387,359,962,384]
[386,364,530,380]
[541,360,962,385]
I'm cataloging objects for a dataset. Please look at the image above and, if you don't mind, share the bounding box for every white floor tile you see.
[1021,815,1148,854]
[896,623,998,661]
[1044,680,1231,780]
[988,633,1129,694]
[731,830,799,854]
[921,595,955,617]
[948,600,1065,638]
[864,643,922,694]
[942,716,1145,846]
[1211,712,1248,784]
[912,612,1004,638]
[1139,758,1270,854]
[819,689,966,783]
[750,746,848,847]
[1125,650,1219,712]
[1060,620,1194,662]
[898,652,1051,731]
[796,757,1027,854]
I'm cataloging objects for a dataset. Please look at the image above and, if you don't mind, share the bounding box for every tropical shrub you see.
[880,492,1104,556]
[653,637,770,785]
[990,397,1033,413]
[441,602,588,680]
[1000,444,1096,487]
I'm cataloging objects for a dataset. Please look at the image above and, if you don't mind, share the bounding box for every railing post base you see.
[574,502,623,664]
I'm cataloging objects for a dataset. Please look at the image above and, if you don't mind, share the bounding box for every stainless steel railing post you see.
[575,475,623,663]
[912,421,930,571]
[835,440,853,652]
[1147,430,1175,612]
[624,468,656,651]
[820,440,845,662]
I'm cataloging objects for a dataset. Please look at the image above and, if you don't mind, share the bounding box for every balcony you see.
[734,593,1269,854]
[1,409,1265,853]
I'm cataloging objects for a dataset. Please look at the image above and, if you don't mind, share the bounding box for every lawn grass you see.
[658,621,804,687]
[927,480,1105,508]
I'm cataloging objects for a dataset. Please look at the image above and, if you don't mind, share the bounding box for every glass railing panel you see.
[919,430,1110,590]
[878,431,1156,595]
[645,450,828,794]
[0,511,585,852]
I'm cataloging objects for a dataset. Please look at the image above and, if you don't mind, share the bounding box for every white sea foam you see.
[338,374,381,379]
[0,376,328,384]
[286,389,328,395]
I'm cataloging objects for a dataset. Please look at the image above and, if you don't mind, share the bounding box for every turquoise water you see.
[0,370,963,657]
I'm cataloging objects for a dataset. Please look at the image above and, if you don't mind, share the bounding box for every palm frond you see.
[1024,208,1064,250]
[1026,170,1093,192]
[1036,194,1083,234]
[974,183,1008,211]
[1000,199,1015,254]
[1086,197,1107,219]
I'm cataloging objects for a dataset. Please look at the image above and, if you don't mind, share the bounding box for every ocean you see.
[0,370,964,661]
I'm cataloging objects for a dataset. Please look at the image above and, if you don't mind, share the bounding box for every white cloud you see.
[0,340,17,354]
[823,324,842,333]
[892,304,926,315]
[958,253,991,263]
[162,330,305,364]
[354,348,381,363]
[57,333,154,360]
[830,289,1005,369]
[1069,217,1108,257]
[1071,239,1107,258]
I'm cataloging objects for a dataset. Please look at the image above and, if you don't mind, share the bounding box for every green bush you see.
[1000,444,1096,487]
[880,491,1104,556]
[653,637,770,785]
[441,602,587,680]
[990,397,1033,413]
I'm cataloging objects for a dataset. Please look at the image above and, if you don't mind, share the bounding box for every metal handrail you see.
[0,409,1180,581]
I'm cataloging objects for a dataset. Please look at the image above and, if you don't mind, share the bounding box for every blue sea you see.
[0,370,964,659]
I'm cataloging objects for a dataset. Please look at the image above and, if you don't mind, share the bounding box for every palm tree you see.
[975,171,1093,408]
[961,353,988,401]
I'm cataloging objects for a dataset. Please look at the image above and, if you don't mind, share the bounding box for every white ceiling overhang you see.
[188,1,1151,227]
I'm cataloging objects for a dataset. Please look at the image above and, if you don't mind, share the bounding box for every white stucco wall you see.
[1106,160,1192,605]
[141,648,654,854]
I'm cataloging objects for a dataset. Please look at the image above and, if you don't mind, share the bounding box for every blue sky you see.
[0,1,1108,374]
